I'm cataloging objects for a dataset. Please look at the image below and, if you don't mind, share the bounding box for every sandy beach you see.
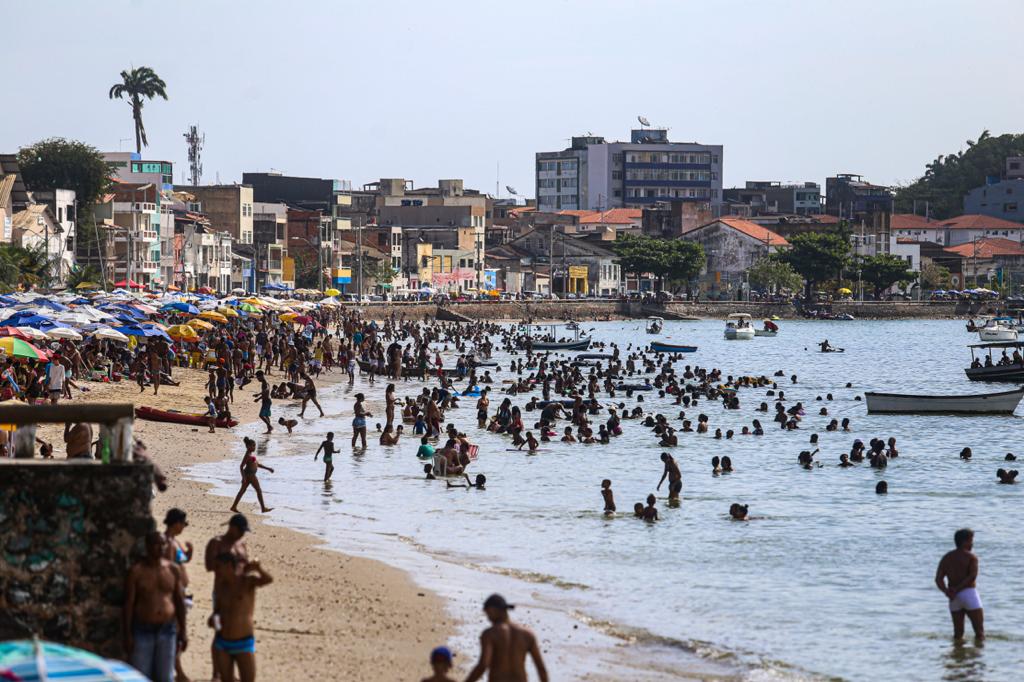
[35,367,453,682]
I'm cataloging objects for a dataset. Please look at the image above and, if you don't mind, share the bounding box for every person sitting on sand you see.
[421,646,456,682]
[277,418,298,434]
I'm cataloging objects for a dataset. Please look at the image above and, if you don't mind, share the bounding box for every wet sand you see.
[36,368,452,681]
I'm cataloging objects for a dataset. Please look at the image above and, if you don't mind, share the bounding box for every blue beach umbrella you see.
[161,301,199,314]
[0,639,149,681]
[0,312,60,329]
[114,323,172,342]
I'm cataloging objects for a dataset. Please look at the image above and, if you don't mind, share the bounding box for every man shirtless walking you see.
[465,594,548,682]
[657,452,682,502]
[935,528,984,640]
[124,532,188,682]
[211,553,273,682]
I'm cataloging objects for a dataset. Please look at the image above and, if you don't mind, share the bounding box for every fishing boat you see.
[136,406,239,428]
[646,316,664,334]
[724,313,755,340]
[864,387,1024,415]
[965,342,1024,382]
[650,341,698,353]
[978,317,1018,342]
[517,323,591,351]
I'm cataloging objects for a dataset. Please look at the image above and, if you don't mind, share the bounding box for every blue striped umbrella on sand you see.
[0,639,148,681]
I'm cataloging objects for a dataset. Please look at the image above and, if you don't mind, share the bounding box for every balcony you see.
[137,261,160,273]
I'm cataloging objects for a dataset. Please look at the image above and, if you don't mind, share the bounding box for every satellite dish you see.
[638,115,651,127]
[506,185,518,196]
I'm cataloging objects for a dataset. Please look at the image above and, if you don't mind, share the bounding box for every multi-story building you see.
[825,174,893,219]
[174,184,254,244]
[681,218,789,297]
[890,213,1024,247]
[252,202,288,290]
[26,188,76,280]
[242,172,354,232]
[964,178,1024,222]
[536,128,723,212]
[108,183,171,287]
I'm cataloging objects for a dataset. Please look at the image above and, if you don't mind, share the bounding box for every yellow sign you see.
[283,256,295,281]
[568,265,588,279]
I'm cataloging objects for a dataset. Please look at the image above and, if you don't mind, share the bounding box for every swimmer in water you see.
[520,432,539,452]
[876,480,888,494]
[601,479,616,516]
[424,463,436,480]
[996,468,1018,484]
[642,494,659,523]
[657,452,682,502]
[729,503,748,520]
[448,473,487,490]
[839,453,853,467]
[721,456,733,472]
[633,503,644,518]
[960,447,972,461]
[314,432,337,482]
[711,456,721,474]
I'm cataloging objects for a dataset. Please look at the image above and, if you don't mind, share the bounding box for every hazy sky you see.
[5,0,1023,199]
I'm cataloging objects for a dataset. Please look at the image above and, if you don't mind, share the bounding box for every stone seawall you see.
[360,300,961,321]
[0,461,155,658]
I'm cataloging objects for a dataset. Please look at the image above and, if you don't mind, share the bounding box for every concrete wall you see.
[0,461,155,658]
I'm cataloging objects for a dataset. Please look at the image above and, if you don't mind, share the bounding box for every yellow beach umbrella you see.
[216,306,240,318]
[279,312,299,322]
[167,324,200,341]
[187,318,214,330]
[837,287,853,295]
[199,311,228,324]
[324,288,341,297]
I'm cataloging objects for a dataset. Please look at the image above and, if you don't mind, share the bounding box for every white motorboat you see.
[978,317,1018,342]
[646,316,664,334]
[724,313,755,340]
[865,387,1024,415]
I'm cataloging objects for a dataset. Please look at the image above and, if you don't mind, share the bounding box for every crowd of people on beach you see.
[5,289,997,679]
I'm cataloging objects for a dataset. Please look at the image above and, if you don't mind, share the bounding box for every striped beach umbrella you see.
[0,336,48,360]
[0,639,148,681]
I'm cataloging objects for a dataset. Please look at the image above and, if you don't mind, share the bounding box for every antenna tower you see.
[183,125,205,185]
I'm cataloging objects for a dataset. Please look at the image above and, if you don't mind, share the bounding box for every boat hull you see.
[965,364,1024,382]
[754,330,777,337]
[724,328,755,340]
[979,328,1018,342]
[530,338,591,351]
[136,406,239,428]
[650,342,698,353]
[864,388,1024,414]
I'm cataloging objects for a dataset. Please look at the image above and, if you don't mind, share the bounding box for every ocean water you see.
[192,319,1024,681]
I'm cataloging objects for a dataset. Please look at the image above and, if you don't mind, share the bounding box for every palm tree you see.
[108,67,168,154]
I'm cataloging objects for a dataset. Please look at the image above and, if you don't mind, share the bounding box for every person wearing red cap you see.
[466,594,548,682]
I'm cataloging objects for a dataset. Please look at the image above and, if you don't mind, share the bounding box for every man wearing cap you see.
[466,594,548,682]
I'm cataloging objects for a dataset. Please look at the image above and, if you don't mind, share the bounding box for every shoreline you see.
[35,368,453,681]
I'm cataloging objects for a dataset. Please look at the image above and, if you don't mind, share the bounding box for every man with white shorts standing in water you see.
[935,528,984,640]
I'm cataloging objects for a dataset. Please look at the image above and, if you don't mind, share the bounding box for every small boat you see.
[864,387,1024,415]
[532,338,591,351]
[755,319,780,337]
[724,313,755,340]
[135,406,239,428]
[650,341,698,353]
[965,342,1024,382]
[978,317,1018,342]
[646,316,664,334]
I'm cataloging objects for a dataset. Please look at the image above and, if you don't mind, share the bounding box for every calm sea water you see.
[193,319,1024,681]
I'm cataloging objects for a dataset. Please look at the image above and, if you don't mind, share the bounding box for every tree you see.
[357,259,397,291]
[17,138,112,208]
[66,264,103,289]
[746,256,803,293]
[612,234,667,283]
[920,262,952,291]
[858,254,916,299]
[894,131,1024,219]
[779,231,851,298]
[663,240,705,294]
[108,66,168,154]
[0,244,50,289]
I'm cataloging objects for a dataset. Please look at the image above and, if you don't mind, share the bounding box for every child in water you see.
[601,479,615,516]
[278,417,298,434]
[314,432,336,482]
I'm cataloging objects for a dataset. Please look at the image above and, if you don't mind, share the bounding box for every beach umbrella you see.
[216,306,240,318]
[14,326,50,341]
[187,318,215,330]
[54,311,98,326]
[199,311,228,324]
[45,327,83,341]
[167,284,181,292]
[837,287,853,295]
[161,301,200,314]
[0,326,32,340]
[279,312,299,322]
[34,299,70,312]
[0,638,149,682]
[1,311,56,328]
[0,337,48,360]
[324,288,341,296]
[238,302,260,313]
[114,324,172,341]
[92,327,130,343]
[167,324,200,341]
[293,315,313,325]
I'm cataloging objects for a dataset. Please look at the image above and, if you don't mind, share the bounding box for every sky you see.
[5,0,1024,200]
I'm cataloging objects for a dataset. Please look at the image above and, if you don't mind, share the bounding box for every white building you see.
[890,213,1024,247]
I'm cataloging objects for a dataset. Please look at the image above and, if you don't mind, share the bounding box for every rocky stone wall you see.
[0,461,155,658]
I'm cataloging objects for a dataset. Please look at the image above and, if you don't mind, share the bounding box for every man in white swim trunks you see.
[934,528,984,640]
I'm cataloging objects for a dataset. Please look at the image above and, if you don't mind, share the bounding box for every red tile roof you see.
[944,237,1024,258]
[940,214,1024,230]
[558,208,642,225]
[890,213,941,230]
[716,217,789,247]
[806,214,841,224]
